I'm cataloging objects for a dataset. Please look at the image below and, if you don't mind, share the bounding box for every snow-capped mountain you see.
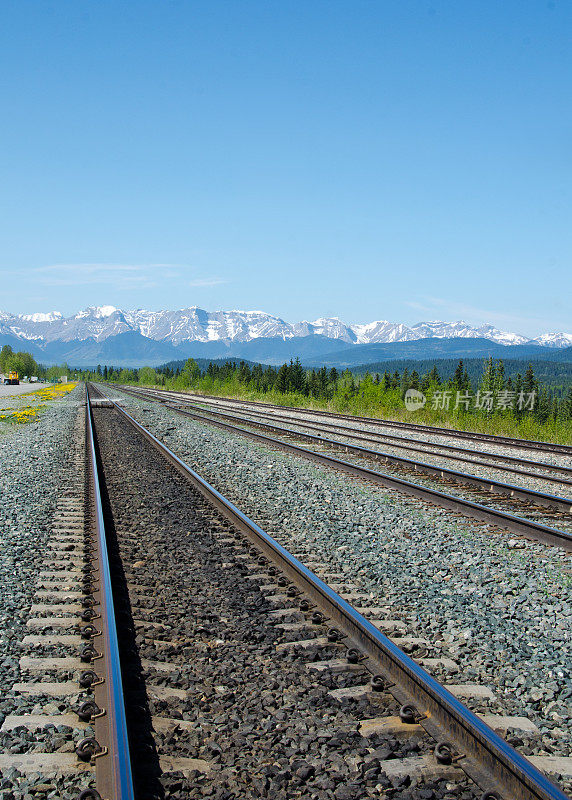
[409,320,531,346]
[0,305,570,349]
[533,332,572,348]
[1,305,571,366]
[292,318,357,343]
[354,320,419,344]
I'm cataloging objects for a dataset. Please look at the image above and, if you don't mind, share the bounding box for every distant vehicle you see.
[60,375,68,383]
[4,371,19,385]
[30,376,39,383]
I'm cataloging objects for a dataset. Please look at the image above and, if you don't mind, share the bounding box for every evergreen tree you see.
[238,361,251,384]
[275,363,289,394]
[564,387,572,420]
[493,359,506,393]
[453,360,466,390]
[523,364,537,395]
[317,366,329,397]
[427,365,441,386]
[481,357,495,392]
[290,358,307,394]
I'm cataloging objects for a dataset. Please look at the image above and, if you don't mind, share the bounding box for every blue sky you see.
[1,1,570,336]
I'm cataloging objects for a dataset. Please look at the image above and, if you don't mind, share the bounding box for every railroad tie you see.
[0,410,96,780]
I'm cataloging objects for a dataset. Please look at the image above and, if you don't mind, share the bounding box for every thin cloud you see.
[28,263,178,289]
[19,262,227,294]
[188,278,227,288]
[34,263,149,274]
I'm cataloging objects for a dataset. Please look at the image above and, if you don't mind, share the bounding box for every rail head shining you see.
[90,383,569,800]
[86,392,135,800]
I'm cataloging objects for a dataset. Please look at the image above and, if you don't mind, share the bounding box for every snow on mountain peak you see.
[0,306,570,351]
[533,332,572,348]
[94,305,118,318]
[19,311,63,323]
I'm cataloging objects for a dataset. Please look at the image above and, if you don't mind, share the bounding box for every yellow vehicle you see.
[4,371,19,385]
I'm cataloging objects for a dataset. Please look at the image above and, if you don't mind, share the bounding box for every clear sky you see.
[1,1,570,336]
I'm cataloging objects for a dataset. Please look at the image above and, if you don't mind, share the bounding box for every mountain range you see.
[1,305,571,367]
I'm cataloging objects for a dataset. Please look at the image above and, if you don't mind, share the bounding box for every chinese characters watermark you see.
[430,390,536,412]
[403,389,537,412]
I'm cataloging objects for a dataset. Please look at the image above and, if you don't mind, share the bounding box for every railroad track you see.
[172,390,572,457]
[115,386,572,500]
[110,384,572,551]
[0,390,132,799]
[176,393,572,480]
[92,383,571,798]
[3,383,570,799]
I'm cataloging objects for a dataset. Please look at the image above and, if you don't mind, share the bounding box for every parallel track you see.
[88,382,571,800]
[113,386,572,478]
[182,393,572,481]
[117,387,572,501]
[110,384,572,551]
[178,391,572,456]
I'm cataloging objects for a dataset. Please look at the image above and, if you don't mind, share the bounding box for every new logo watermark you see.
[404,388,427,411]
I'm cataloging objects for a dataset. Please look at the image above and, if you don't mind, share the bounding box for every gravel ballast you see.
[108,390,572,771]
[0,385,86,797]
[0,386,84,700]
[92,404,481,800]
[188,400,572,500]
[187,394,572,469]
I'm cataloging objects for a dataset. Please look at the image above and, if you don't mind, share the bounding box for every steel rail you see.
[115,385,572,480]
[187,395,572,479]
[89,383,569,800]
[136,397,572,550]
[182,391,572,456]
[113,385,572,518]
[151,390,572,486]
[85,390,135,800]
[178,403,572,511]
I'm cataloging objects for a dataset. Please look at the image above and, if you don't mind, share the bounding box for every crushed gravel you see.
[0,385,85,797]
[189,401,572,501]
[92,405,480,800]
[110,390,572,769]
[188,395,572,470]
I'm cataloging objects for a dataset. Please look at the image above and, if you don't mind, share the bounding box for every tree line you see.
[82,355,572,423]
[0,345,71,382]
